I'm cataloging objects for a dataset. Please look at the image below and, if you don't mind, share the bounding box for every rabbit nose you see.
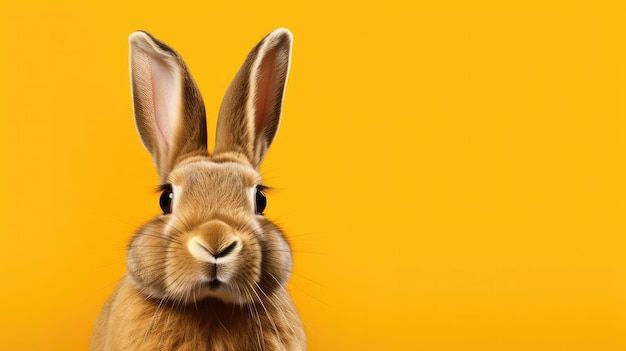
[201,240,238,259]
[188,236,241,263]
[187,220,242,263]
[198,220,231,248]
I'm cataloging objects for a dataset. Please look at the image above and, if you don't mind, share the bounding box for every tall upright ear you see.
[129,31,208,181]
[214,28,293,168]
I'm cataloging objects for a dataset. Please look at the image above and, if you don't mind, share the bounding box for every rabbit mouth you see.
[206,279,222,290]
[193,278,254,305]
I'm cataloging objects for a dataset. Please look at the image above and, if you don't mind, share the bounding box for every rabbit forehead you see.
[169,160,260,189]
[166,160,260,221]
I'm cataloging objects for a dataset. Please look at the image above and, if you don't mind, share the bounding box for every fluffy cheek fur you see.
[126,220,170,299]
[255,218,293,297]
[127,216,292,305]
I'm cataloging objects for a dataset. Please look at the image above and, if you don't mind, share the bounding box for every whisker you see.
[253,281,285,350]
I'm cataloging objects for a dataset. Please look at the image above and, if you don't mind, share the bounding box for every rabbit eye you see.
[160,185,173,214]
[255,186,267,214]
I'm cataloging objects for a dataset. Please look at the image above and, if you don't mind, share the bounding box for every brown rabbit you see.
[89,28,306,351]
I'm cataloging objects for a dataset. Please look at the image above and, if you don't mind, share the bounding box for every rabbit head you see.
[126,29,293,306]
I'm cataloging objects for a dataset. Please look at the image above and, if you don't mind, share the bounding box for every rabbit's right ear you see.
[129,31,208,181]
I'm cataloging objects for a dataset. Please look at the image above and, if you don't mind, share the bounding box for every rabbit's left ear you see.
[129,31,208,181]
[214,28,293,168]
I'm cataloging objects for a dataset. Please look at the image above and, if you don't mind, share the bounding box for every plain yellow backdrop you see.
[1,0,625,350]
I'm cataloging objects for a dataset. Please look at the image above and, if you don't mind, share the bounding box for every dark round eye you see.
[160,185,173,214]
[255,186,267,214]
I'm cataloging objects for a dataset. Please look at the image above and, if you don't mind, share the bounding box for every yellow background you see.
[1,1,625,350]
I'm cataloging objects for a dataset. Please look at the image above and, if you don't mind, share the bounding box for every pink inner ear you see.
[145,53,180,149]
[254,49,277,135]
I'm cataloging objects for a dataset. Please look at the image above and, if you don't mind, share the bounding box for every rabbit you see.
[89,28,306,351]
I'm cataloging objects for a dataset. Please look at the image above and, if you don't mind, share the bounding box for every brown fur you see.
[90,29,305,350]
[91,276,304,351]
